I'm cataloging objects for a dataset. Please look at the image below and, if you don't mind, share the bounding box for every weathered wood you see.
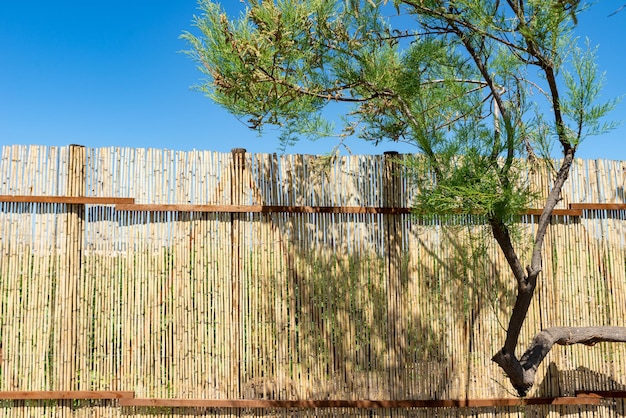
[525,208,582,216]
[230,148,245,397]
[55,144,86,391]
[0,391,602,407]
[0,199,595,216]
[0,195,134,204]
[576,390,626,398]
[113,204,584,215]
[383,152,406,398]
[0,391,135,399]
[569,203,626,211]
[117,395,601,408]
[113,204,413,213]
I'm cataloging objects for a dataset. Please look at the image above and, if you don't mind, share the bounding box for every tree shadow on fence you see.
[235,153,523,402]
[285,242,448,400]
[239,212,521,402]
[406,218,518,399]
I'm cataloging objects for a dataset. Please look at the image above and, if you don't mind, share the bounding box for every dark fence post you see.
[55,144,86,390]
[383,151,407,398]
[230,148,246,397]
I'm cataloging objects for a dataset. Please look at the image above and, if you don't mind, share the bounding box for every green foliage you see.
[408,153,535,221]
[183,0,617,222]
[560,39,621,146]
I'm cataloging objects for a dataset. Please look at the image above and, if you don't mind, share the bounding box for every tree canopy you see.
[183,0,620,396]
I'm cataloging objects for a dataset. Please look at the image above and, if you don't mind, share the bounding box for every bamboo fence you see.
[0,144,625,417]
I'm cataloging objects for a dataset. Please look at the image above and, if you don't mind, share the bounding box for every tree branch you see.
[494,327,626,396]
[401,0,533,56]
[506,0,573,153]
[492,148,576,389]
[530,148,575,271]
[254,67,370,103]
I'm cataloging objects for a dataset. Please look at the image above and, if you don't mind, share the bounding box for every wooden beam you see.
[524,208,583,216]
[8,195,626,217]
[0,195,135,205]
[113,204,413,214]
[118,395,601,408]
[0,391,135,400]
[569,203,626,211]
[0,392,601,407]
[113,204,585,216]
[576,390,626,398]
[115,204,262,213]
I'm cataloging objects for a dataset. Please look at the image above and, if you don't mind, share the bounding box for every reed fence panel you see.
[0,144,625,417]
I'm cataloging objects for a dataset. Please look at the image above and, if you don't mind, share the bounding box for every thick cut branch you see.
[493,326,626,397]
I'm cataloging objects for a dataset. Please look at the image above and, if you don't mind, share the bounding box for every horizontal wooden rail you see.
[3,195,626,216]
[0,391,134,400]
[113,204,413,214]
[0,392,604,408]
[0,195,134,205]
[0,388,618,406]
[576,390,626,398]
[118,395,601,408]
[116,204,585,216]
[525,208,582,216]
[570,203,626,211]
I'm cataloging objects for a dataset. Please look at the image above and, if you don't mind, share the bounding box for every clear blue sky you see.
[1,1,625,158]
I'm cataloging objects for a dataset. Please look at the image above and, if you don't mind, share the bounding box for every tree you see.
[182,0,621,396]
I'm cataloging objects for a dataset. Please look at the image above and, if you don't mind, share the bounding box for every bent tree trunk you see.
[490,151,626,396]
[493,327,626,396]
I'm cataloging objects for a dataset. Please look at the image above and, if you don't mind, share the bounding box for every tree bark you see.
[493,327,626,396]
[491,150,578,395]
